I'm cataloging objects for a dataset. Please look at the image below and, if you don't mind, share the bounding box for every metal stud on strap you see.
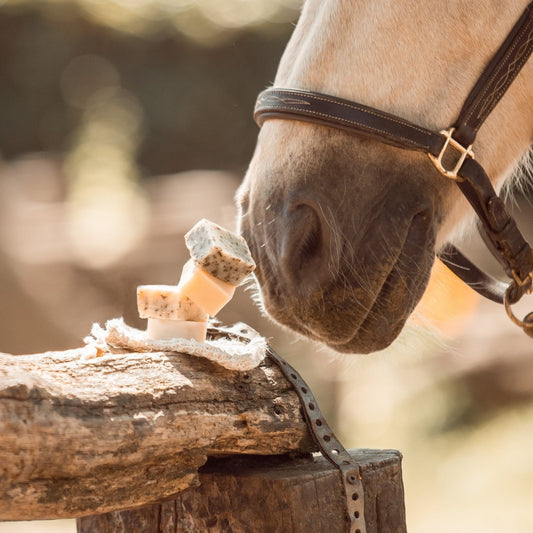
[428,127,475,180]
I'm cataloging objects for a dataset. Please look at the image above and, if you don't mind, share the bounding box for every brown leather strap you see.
[453,1,533,147]
[266,346,367,533]
[457,158,533,300]
[255,88,445,157]
[438,244,509,304]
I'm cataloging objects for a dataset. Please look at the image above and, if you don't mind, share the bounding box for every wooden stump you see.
[77,449,406,533]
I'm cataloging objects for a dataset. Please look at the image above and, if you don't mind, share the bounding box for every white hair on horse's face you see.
[506,145,533,201]
[237,0,533,354]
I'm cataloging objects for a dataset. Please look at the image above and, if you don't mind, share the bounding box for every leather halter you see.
[254,2,533,338]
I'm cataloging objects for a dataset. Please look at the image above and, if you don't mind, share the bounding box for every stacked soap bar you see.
[137,219,256,342]
[137,285,209,342]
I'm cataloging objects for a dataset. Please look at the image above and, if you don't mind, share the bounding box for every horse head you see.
[238,0,533,353]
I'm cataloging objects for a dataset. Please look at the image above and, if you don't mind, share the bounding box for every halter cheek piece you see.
[254,2,533,338]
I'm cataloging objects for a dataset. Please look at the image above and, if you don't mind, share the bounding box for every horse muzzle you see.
[238,129,443,353]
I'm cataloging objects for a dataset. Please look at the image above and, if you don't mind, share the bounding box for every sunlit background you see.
[1,1,532,532]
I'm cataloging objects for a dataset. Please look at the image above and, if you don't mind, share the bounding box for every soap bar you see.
[185,218,256,285]
[146,317,207,342]
[137,285,208,321]
[178,259,235,316]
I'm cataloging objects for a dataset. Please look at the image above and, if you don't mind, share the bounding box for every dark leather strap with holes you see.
[206,324,368,531]
[254,2,533,334]
[266,346,366,533]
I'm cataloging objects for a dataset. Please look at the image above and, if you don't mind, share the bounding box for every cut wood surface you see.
[0,344,315,520]
[78,449,406,533]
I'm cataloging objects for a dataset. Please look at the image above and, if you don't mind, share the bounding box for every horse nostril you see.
[280,200,336,294]
[295,206,322,262]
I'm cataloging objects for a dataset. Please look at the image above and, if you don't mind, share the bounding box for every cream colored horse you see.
[238,0,533,353]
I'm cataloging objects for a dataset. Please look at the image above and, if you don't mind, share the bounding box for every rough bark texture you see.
[77,449,406,533]
[0,347,315,520]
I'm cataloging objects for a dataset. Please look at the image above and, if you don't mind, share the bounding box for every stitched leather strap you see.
[254,88,445,157]
[453,1,533,146]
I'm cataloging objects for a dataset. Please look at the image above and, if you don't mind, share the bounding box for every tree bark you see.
[77,449,406,533]
[0,347,315,520]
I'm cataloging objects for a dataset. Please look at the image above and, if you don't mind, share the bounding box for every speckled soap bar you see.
[184,219,256,285]
[137,284,208,321]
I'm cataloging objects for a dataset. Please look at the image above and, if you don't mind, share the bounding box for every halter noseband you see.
[254,2,533,338]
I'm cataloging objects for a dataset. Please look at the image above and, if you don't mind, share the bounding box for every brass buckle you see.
[429,127,474,181]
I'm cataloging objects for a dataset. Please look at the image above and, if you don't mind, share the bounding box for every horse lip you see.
[300,266,394,348]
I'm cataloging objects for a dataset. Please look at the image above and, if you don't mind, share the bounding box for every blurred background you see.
[0,1,532,532]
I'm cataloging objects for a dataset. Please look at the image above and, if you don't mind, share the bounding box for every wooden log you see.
[0,347,315,520]
[77,449,406,533]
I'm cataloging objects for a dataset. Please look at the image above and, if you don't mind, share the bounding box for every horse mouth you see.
[249,210,435,354]
[334,212,435,352]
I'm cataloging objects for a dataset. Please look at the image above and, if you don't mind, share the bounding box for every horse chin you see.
[322,239,435,354]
